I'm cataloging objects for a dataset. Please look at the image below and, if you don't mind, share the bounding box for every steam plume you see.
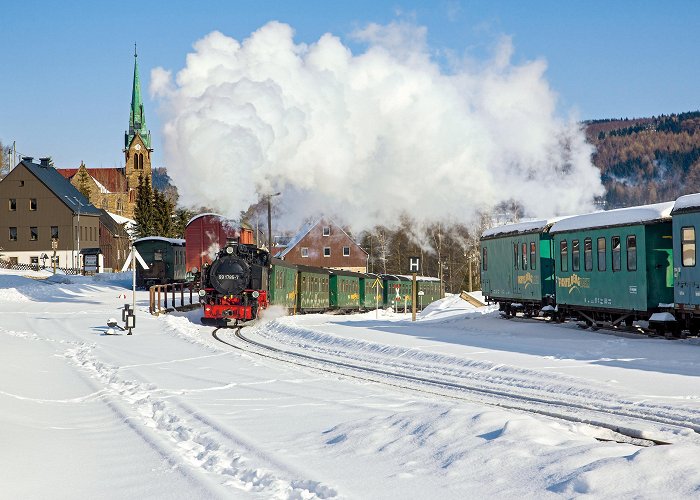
[152,21,603,231]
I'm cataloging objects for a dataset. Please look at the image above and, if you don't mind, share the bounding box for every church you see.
[57,49,152,219]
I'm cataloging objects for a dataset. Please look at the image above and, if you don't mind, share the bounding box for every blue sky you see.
[2,0,698,170]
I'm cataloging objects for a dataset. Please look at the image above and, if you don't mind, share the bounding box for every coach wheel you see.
[624,317,634,327]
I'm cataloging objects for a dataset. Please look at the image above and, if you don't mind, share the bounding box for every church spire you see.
[125,45,151,149]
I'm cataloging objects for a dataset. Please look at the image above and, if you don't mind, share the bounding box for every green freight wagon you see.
[133,237,186,288]
[416,277,441,310]
[269,258,297,311]
[480,219,558,317]
[329,270,362,311]
[549,202,674,327]
[382,275,413,312]
[362,273,384,310]
[296,265,331,312]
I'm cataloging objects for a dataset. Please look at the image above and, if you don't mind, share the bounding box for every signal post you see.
[408,256,421,321]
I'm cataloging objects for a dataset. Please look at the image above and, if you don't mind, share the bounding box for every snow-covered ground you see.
[2,268,700,498]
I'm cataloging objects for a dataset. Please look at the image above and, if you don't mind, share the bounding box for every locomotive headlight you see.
[226,246,234,255]
[252,291,260,298]
[198,289,206,297]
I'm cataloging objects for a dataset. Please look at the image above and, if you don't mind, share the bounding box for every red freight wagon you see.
[185,213,254,275]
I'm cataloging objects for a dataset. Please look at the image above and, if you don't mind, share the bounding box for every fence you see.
[149,282,200,315]
[0,260,83,274]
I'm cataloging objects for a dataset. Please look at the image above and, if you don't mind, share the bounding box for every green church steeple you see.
[125,45,151,149]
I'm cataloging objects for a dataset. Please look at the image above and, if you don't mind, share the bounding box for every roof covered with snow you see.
[481,218,565,239]
[549,201,674,234]
[671,193,700,215]
[133,237,185,246]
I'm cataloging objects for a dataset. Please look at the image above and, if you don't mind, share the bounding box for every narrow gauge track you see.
[211,327,697,447]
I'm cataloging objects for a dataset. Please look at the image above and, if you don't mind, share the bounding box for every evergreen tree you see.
[133,174,154,238]
[76,164,92,200]
[172,208,194,239]
[152,188,174,237]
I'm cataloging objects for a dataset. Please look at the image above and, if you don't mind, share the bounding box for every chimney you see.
[22,156,34,163]
[39,157,52,167]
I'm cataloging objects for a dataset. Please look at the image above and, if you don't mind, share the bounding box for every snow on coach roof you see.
[134,237,185,245]
[672,193,700,214]
[481,218,565,239]
[549,201,674,233]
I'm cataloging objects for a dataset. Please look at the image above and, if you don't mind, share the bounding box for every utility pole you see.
[266,192,281,250]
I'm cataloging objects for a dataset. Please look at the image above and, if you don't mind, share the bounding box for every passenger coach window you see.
[682,227,696,267]
[584,238,592,271]
[560,241,568,272]
[598,237,606,271]
[612,236,621,271]
[522,243,527,269]
[530,242,536,270]
[627,235,637,271]
[514,244,519,269]
[482,247,487,271]
[572,240,580,272]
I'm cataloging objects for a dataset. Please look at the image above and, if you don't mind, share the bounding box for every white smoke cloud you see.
[151,21,604,233]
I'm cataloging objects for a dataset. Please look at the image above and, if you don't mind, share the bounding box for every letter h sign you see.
[408,256,421,273]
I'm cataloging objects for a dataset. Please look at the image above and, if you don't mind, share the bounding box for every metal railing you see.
[149,282,199,315]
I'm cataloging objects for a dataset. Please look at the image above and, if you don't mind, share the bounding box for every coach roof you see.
[549,201,674,234]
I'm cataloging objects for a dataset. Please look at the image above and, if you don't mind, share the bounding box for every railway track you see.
[211,327,699,448]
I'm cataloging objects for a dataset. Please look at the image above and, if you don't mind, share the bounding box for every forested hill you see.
[585,111,700,208]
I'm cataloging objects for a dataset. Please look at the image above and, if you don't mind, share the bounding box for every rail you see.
[149,282,199,315]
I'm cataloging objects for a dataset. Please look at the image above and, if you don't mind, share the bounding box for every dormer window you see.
[322,226,330,236]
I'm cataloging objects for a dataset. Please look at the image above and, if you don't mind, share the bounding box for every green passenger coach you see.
[549,202,674,327]
[480,219,558,317]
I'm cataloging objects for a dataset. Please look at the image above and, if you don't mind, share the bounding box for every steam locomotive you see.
[199,239,271,327]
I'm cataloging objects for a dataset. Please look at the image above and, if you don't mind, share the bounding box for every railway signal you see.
[372,277,383,319]
[408,257,421,322]
[121,245,149,319]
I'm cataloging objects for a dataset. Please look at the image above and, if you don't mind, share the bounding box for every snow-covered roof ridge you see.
[549,201,674,234]
[91,176,111,194]
[672,193,700,214]
[134,236,185,245]
[481,217,567,239]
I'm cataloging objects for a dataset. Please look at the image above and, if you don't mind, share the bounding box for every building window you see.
[30,227,38,241]
[301,247,309,258]
[9,227,17,241]
[627,235,637,271]
[30,198,37,211]
[322,226,330,236]
[324,247,331,257]
[343,246,350,257]
[572,240,580,272]
[584,238,592,271]
[51,226,59,239]
[559,240,568,272]
[30,256,38,266]
[530,242,536,270]
[597,237,606,271]
[612,236,621,271]
[9,199,16,211]
[682,227,696,267]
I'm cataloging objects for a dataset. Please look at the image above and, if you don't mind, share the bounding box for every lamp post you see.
[267,192,281,250]
[64,195,84,271]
